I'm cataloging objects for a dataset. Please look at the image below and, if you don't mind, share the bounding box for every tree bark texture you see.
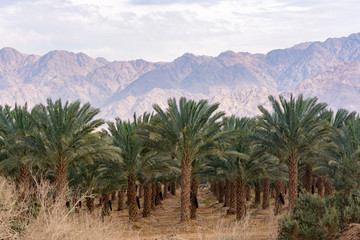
[246,185,251,202]
[180,161,191,222]
[210,183,216,195]
[274,181,284,216]
[55,164,67,200]
[139,184,144,198]
[214,182,219,199]
[156,184,162,205]
[224,180,230,207]
[117,189,126,211]
[127,174,137,221]
[143,183,152,217]
[190,178,199,219]
[151,184,156,209]
[262,178,270,210]
[324,179,333,197]
[19,164,31,201]
[271,187,275,198]
[288,153,299,211]
[170,182,176,195]
[304,164,313,192]
[218,182,224,203]
[228,181,236,215]
[254,181,261,207]
[86,197,95,213]
[318,176,325,198]
[236,180,246,220]
[111,192,116,201]
[101,194,110,216]
[163,183,168,199]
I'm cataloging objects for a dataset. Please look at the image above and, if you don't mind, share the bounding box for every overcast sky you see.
[0,0,359,62]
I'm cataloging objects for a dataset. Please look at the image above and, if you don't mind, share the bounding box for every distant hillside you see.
[1,33,360,119]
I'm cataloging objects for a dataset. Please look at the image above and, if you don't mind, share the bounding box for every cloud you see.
[130,0,221,6]
[0,0,359,61]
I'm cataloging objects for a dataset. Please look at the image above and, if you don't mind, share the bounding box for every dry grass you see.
[0,177,138,240]
[1,177,279,240]
[205,214,279,240]
[0,177,29,239]
[338,224,360,240]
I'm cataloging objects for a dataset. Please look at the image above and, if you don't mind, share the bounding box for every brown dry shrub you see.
[0,177,28,239]
[338,224,360,240]
[0,177,138,240]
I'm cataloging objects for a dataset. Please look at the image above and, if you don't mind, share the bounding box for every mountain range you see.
[1,33,360,120]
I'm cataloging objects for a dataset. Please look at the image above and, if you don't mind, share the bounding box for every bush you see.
[0,177,136,240]
[278,192,341,240]
[320,206,340,240]
[278,213,298,240]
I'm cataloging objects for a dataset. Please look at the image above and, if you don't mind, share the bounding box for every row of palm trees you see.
[0,95,359,223]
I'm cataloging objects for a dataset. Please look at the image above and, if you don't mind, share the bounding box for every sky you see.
[0,0,359,62]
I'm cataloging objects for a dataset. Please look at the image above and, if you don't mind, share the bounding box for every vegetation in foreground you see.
[1,94,360,239]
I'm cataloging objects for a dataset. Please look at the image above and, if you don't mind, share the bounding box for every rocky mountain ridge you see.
[1,33,360,120]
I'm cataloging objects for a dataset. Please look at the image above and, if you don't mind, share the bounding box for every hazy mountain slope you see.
[295,61,360,112]
[0,33,360,120]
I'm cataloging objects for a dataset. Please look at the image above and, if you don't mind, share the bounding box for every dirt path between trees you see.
[90,187,281,240]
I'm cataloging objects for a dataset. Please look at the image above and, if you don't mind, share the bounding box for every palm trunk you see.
[271,186,275,198]
[86,197,95,213]
[274,181,284,216]
[180,161,191,222]
[117,189,126,211]
[190,178,199,219]
[55,164,67,200]
[318,176,324,198]
[156,184,162,205]
[210,182,216,194]
[151,184,156,209]
[254,181,261,207]
[143,183,152,217]
[218,182,224,203]
[324,179,333,197]
[127,174,137,221]
[163,183,168,199]
[246,185,251,202]
[214,182,219,199]
[170,182,176,195]
[236,179,246,220]
[101,194,110,216]
[228,181,236,215]
[304,164,313,192]
[224,180,230,207]
[139,184,144,198]
[262,178,270,210]
[288,152,298,211]
[19,164,31,201]
[111,192,116,201]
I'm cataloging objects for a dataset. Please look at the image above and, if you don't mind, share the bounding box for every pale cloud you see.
[0,0,359,61]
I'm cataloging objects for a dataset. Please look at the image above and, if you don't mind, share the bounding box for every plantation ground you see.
[91,186,280,240]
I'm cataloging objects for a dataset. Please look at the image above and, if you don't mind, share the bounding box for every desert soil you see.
[88,186,281,240]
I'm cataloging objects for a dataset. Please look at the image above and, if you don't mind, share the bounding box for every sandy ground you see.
[87,187,281,240]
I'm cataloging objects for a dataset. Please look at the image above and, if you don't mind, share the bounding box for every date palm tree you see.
[0,104,37,200]
[257,94,329,210]
[31,99,118,200]
[107,113,151,221]
[321,114,360,194]
[137,97,224,222]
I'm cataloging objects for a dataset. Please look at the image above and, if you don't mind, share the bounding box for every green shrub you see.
[319,206,340,240]
[278,213,298,240]
[278,192,341,240]
[332,191,360,227]
[293,192,327,239]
